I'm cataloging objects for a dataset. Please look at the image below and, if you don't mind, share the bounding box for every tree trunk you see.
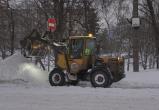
[7,1,15,55]
[127,49,130,71]
[10,12,15,55]
[83,1,89,34]
[147,0,159,69]
[54,0,64,41]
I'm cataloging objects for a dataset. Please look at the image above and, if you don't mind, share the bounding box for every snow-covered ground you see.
[0,52,159,110]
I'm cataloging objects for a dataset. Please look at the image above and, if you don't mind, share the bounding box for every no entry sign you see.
[48,18,56,32]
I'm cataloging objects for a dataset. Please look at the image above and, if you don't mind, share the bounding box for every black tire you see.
[70,80,79,86]
[49,69,65,86]
[107,78,113,87]
[91,70,110,88]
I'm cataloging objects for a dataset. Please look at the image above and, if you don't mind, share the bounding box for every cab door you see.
[83,38,96,69]
[69,39,84,59]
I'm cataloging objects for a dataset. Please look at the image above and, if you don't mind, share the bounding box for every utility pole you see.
[132,0,140,72]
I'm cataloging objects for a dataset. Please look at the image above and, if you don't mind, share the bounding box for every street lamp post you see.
[132,0,140,72]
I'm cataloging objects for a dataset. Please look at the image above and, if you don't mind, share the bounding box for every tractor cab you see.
[69,35,96,58]
[55,35,97,74]
[68,36,96,72]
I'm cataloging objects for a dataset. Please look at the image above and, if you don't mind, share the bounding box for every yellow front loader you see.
[20,30,125,87]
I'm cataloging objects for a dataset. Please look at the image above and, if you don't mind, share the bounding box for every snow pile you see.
[18,63,49,86]
[112,69,159,89]
[0,52,49,86]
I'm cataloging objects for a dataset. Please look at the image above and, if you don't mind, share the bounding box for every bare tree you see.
[146,0,159,69]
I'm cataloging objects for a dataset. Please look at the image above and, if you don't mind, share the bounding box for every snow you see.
[0,52,159,110]
[0,52,49,86]
[112,69,159,89]
[0,86,159,110]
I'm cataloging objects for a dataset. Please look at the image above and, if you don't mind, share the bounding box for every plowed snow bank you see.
[0,52,48,86]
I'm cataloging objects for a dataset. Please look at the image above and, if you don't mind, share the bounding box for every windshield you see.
[70,39,84,58]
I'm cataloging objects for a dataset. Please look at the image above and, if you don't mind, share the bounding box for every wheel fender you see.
[49,68,57,74]
[51,68,59,72]
[50,68,65,76]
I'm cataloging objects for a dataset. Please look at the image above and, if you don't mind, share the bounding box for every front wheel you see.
[49,69,65,86]
[91,70,110,88]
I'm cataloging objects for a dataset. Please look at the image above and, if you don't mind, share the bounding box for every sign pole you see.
[47,17,56,71]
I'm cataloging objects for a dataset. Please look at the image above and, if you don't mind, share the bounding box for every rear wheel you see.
[49,69,65,86]
[91,70,110,88]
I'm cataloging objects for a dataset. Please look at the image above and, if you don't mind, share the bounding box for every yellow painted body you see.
[56,52,87,72]
[56,53,67,69]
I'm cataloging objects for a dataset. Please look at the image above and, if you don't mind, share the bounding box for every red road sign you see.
[48,18,56,32]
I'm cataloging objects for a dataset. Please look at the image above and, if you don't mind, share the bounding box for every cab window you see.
[85,39,95,55]
[70,39,84,58]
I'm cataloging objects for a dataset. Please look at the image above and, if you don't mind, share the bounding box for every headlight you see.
[32,44,41,49]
